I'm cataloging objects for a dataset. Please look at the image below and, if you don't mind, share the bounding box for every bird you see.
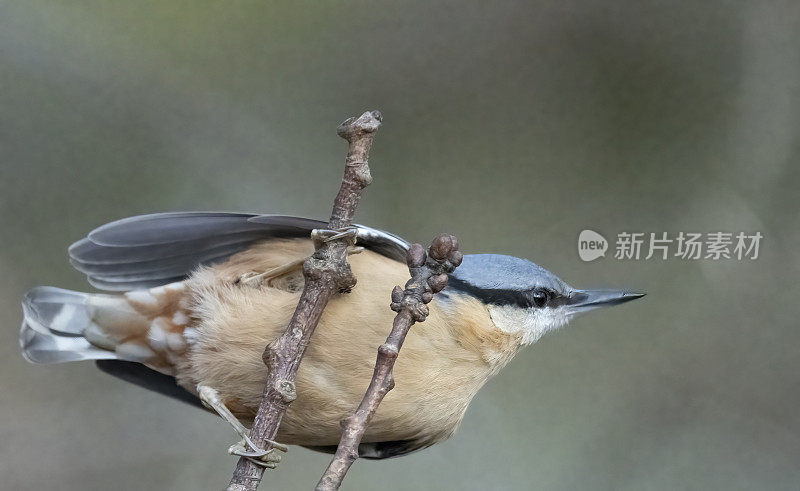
[19,211,644,465]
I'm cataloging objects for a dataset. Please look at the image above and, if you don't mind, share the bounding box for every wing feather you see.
[70,212,409,291]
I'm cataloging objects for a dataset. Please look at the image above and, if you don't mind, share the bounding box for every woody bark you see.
[315,235,462,490]
[226,110,382,491]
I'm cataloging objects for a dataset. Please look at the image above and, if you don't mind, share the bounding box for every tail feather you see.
[20,323,117,364]
[20,284,189,374]
[20,287,117,364]
[21,284,197,407]
[22,287,92,336]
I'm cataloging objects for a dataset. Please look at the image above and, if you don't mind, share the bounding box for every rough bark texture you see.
[315,235,463,491]
[226,110,382,491]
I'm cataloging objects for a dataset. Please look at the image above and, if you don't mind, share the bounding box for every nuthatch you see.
[20,212,644,463]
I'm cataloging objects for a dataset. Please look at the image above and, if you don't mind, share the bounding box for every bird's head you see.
[447,254,644,345]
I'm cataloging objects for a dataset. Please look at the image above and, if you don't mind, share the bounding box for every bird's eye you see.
[531,290,548,308]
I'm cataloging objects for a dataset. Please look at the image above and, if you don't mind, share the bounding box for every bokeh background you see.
[2,1,799,489]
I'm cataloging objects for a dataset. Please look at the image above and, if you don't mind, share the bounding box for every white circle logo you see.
[578,230,608,262]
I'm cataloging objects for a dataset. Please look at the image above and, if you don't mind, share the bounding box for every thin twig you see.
[316,234,463,491]
[226,110,382,491]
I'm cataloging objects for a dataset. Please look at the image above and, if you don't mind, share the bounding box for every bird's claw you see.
[196,384,288,469]
[228,436,288,469]
[312,227,359,247]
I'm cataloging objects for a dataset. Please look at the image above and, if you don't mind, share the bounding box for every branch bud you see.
[391,286,404,303]
[427,273,448,293]
[429,234,456,260]
[407,243,427,268]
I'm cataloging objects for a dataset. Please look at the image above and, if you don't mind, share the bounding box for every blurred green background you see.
[1,1,798,489]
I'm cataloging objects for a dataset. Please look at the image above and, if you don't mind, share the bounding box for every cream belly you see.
[173,239,518,448]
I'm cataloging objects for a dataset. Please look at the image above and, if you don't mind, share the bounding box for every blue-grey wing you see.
[69,212,410,291]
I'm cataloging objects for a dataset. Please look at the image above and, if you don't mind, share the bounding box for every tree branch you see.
[226,110,382,491]
[315,234,463,491]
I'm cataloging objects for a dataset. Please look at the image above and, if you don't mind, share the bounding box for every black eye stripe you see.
[447,277,559,308]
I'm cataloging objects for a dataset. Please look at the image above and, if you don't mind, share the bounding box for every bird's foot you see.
[228,436,288,468]
[311,227,359,248]
[197,384,289,469]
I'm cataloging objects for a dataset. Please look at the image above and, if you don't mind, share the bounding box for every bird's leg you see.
[238,257,307,287]
[197,385,288,468]
[239,243,363,287]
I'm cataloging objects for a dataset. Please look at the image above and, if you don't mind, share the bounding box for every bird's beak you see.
[566,289,645,316]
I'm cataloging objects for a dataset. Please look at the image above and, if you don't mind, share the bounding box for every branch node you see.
[303,257,357,293]
[349,164,373,187]
[337,110,382,140]
[262,344,279,367]
[377,343,398,360]
[275,380,297,404]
